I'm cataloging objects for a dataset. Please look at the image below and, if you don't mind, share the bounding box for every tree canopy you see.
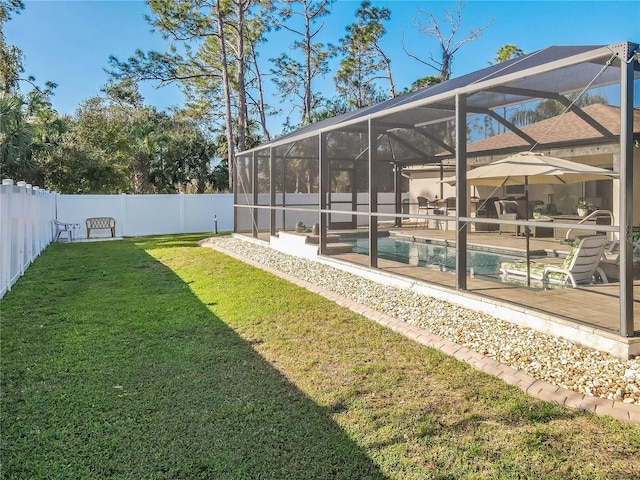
[2,0,498,192]
[334,1,394,109]
[405,0,493,81]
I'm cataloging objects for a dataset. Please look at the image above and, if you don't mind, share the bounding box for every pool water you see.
[345,236,529,276]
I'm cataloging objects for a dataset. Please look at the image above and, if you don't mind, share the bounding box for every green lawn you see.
[1,234,639,479]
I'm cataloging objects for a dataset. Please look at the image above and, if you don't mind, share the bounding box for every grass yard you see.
[1,234,639,479]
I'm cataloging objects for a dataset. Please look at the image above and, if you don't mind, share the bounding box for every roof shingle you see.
[467,104,640,153]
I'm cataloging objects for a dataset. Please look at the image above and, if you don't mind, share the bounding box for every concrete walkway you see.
[204,242,640,425]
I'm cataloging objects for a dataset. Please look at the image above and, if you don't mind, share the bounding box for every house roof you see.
[467,104,640,155]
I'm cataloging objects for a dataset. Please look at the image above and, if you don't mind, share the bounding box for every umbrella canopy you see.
[440,151,618,288]
[441,151,619,186]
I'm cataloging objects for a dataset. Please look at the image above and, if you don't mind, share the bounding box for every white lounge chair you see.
[603,233,640,263]
[500,235,608,288]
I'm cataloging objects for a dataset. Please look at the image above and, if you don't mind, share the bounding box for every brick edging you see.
[201,241,640,425]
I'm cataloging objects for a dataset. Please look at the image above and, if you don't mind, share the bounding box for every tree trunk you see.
[303,12,312,125]
[381,52,395,97]
[440,45,451,81]
[235,0,248,156]
[215,1,235,192]
[250,43,271,142]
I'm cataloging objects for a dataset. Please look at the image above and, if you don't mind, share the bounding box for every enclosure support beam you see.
[233,157,238,234]
[319,132,329,255]
[369,119,379,269]
[486,86,615,138]
[617,42,637,337]
[281,153,286,234]
[394,164,403,228]
[471,107,537,146]
[414,127,456,154]
[252,151,258,238]
[386,132,431,159]
[455,94,468,291]
[269,147,276,236]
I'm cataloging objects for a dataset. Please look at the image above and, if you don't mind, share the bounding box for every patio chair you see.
[435,197,455,230]
[53,219,73,242]
[494,199,547,236]
[416,196,429,228]
[444,197,456,215]
[475,197,499,231]
[499,235,608,288]
[494,200,520,235]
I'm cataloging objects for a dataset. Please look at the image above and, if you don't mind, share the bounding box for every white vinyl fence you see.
[1,181,234,299]
[235,192,408,232]
[56,193,234,239]
[1,180,57,298]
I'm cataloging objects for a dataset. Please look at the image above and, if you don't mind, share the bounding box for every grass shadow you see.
[1,239,389,479]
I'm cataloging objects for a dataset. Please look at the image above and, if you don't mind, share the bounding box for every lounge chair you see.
[603,231,640,263]
[499,235,608,288]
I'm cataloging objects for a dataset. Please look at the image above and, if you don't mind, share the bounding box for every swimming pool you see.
[344,236,534,276]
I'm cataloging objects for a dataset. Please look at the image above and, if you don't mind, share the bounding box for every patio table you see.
[528,219,554,238]
[54,220,80,242]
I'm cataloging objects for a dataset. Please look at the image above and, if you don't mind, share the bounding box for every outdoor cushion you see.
[534,203,557,217]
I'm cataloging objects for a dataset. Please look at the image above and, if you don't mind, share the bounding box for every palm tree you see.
[491,44,524,64]
[510,93,608,128]
[0,92,34,178]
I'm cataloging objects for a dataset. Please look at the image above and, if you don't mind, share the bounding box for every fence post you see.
[120,193,127,238]
[1,179,13,296]
[50,192,56,241]
[33,186,42,256]
[25,184,34,265]
[45,189,53,245]
[180,192,186,233]
[16,182,27,276]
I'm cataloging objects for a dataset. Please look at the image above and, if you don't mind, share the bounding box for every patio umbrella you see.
[441,151,619,187]
[441,152,619,286]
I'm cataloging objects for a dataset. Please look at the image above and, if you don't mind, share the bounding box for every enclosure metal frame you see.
[235,41,640,338]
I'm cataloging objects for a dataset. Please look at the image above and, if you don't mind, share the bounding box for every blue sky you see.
[5,0,640,134]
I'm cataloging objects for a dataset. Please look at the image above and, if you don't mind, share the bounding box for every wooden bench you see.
[85,217,116,239]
